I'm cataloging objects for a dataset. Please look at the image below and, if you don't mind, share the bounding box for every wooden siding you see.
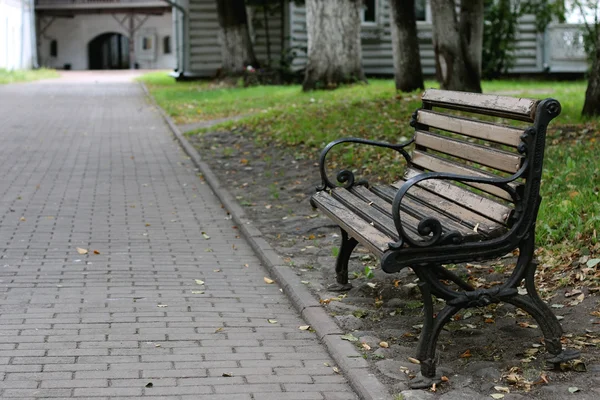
[186,0,285,76]
[288,0,543,75]
[183,0,584,76]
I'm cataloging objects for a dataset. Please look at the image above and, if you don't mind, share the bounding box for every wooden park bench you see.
[310,89,579,388]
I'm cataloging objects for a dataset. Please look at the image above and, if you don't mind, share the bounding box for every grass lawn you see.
[0,68,59,84]
[141,71,599,277]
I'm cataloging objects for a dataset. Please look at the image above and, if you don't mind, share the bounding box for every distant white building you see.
[0,0,37,70]
[35,0,175,70]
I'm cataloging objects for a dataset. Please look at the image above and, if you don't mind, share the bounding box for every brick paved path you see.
[0,75,358,399]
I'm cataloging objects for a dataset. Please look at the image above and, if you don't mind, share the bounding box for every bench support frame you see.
[312,95,580,388]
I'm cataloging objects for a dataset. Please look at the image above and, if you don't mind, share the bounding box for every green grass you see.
[0,68,59,84]
[141,73,599,260]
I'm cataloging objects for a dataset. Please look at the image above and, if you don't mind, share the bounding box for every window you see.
[50,40,58,57]
[163,36,171,54]
[361,0,377,25]
[142,37,153,50]
[415,0,427,21]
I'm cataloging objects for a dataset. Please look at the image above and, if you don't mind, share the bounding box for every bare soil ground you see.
[189,129,600,399]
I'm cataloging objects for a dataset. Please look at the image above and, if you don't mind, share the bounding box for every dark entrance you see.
[88,33,129,70]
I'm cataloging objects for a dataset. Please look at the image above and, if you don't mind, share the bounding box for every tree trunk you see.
[582,28,600,116]
[431,0,483,92]
[302,0,366,91]
[390,0,424,92]
[216,0,258,75]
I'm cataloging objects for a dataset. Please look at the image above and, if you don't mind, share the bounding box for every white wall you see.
[38,12,174,70]
[0,0,35,70]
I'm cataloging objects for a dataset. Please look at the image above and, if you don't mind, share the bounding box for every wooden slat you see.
[422,89,539,122]
[410,151,517,201]
[368,184,506,239]
[414,130,523,173]
[351,186,483,240]
[311,192,391,256]
[417,110,524,147]
[400,168,512,225]
[331,189,400,241]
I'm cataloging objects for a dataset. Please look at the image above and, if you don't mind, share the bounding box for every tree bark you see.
[390,0,424,92]
[582,28,600,116]
[302,0,366,91]
[216,0,258,75]
[431,0,483,92]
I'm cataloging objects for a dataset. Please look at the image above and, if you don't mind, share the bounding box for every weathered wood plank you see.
[410,151,517,201]
[414,130,523,173]
[400,168,512,225]
[366,184,505,239]
[331,189,401,241]
[422,89,539,122]
[417,110,524,147]
[311,192,391,256]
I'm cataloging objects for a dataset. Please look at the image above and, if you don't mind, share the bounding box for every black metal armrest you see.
[389,161,529,249]
[316,137,414,191]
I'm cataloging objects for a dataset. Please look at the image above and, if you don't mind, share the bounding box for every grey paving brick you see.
[0,74,357,399]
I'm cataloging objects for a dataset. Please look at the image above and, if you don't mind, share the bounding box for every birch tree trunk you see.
[431,0,483,92]
[582,29,600,116]
[390,0,424,92]
[216,0,258,75]
[302,0,366,91]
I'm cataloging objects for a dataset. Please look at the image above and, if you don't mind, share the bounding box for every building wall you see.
[38,12,174,70]
[186,0,285,77]
[0,0,35,70]
[290,0,545,75]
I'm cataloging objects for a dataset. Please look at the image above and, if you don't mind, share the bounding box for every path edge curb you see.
[141,81,393,400]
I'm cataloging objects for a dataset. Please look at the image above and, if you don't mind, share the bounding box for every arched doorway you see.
[88,33,129,70]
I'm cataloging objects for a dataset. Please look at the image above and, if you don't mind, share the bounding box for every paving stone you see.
[0,74,359,399]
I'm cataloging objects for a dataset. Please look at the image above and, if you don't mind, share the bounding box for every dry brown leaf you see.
[76,247,88,255]
[298,325,310,331]
[441,376,449,382]
[93,250,100,255]
[408,357,420,364]
[459,349,472,358]
[264,277,275,284]
[361,343,371,350]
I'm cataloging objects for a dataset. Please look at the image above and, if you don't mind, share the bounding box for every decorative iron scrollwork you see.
[315,137,413,192]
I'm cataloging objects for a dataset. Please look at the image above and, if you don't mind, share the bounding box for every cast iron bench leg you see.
[328,229,357,292]
[409,270,461,389]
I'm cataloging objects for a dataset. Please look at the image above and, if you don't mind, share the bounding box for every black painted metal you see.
[328,229,357,292]
[313,96,580,383]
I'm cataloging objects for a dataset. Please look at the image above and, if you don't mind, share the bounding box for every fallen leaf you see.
[195,279,205,285]
[565,289,582,298]
[214,327,223,333]
[154,344,161,347]
[341,333,359,342]
[191,290,204,294]
[267,319,277,324]
[157,304,167,308]
[76,247,88,255]
[213,269,221,272]
[366,282,377,289]
[222,373,233,377]
[441,376,449,382]
[587,258,600,268]
[332,367,340,374]
[264,277,275,284]
[568,387,580,393]
[298,325,310,331]
[459,349,472,358]
[494,386,510,393]
[361,343,371,350]
[491,394,505,399]
[145,382,153,388]
[379,341,389,348]
[408,357,420,364]
[93,250,100,255]
[19,217,26,222]
[202,232,210,240]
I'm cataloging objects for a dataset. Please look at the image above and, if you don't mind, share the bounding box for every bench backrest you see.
[408,89,560,227]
